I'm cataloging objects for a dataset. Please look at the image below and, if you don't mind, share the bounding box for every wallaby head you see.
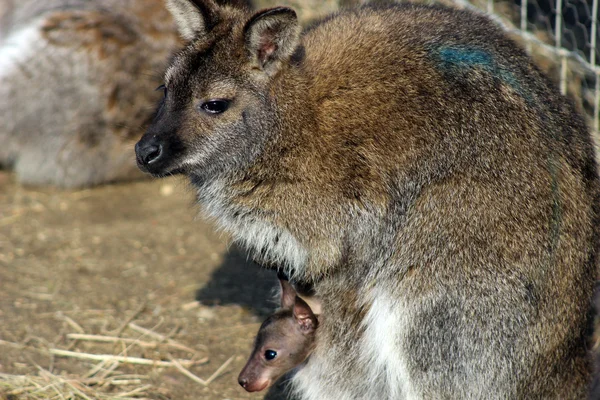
[135,0,302,182]
[238,279,318,392]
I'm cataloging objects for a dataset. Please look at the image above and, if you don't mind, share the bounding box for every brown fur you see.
[137,2,600,399]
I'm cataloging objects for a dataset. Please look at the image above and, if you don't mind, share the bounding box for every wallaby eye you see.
[264,350,277,361]
[155,84,167,98]
[200,99,230,115]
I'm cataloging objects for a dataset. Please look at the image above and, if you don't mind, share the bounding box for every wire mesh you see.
[454,0,600,138]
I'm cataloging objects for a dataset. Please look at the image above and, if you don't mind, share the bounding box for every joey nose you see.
[238,378,248,388]
[135,141,163,166]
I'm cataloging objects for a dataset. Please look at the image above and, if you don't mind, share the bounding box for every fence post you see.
[554,0,567,95]
[592,0,599,136]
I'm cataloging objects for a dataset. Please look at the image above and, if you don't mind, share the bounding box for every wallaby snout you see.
[135,118,187,176]
[135,110,182,176]
[238,363,270,392]
[238,376,249,389]
[135,140,163,170]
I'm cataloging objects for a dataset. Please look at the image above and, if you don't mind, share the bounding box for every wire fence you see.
[452,0,600,138]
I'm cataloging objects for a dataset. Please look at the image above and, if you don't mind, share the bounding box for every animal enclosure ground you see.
[0,173,283,400]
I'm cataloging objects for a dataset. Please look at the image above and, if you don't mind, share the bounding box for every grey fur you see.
[0,0,179,187]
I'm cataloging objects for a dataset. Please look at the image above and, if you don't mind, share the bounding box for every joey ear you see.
[243,7,300,75]
[166,0,220,41]
[279,278,297,309]
[293,297,318,333]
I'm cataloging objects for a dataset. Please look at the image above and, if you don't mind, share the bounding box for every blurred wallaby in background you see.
[136,0,600,399]
[0,0,178,187]
[0,0,250,188]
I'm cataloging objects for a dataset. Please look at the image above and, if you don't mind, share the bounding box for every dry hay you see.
[0,318,234,400]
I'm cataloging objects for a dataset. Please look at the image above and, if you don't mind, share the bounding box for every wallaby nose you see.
[135,141,163,166]
[238,378,248,388]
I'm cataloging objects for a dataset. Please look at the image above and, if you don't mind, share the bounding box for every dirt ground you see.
[0,171,290,400]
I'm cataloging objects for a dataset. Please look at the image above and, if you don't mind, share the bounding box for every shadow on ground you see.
[195,245,279,317]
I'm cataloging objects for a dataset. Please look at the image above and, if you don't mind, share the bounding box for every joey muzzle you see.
[238,357,273,392]
[238,374,270,392]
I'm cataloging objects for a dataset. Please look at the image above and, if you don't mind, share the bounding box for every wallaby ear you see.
[293,297,318,333]
[243,7,301,75]
[166,0,220,41]
[279,278,297,309]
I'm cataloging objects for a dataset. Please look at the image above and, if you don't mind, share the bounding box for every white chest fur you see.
[197,180,308,276]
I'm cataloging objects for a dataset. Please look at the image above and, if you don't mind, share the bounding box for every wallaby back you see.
[137,2,600,399]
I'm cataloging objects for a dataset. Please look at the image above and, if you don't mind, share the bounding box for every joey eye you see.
[155,84,167,98]
[200,99,230,115]
[264,350,277,361]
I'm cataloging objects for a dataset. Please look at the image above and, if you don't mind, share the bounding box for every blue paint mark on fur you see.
[438,48,495,70]
[435,46,529,101]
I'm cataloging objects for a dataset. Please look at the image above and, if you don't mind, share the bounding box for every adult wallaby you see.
[239,278,320,393]
[0,0,250,187]
[136,1,600,399]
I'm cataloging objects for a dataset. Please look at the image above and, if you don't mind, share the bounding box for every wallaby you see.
[0,0,180,187]
[0,0,251,188]
[239,278,319,393]
[136,1,600,399]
